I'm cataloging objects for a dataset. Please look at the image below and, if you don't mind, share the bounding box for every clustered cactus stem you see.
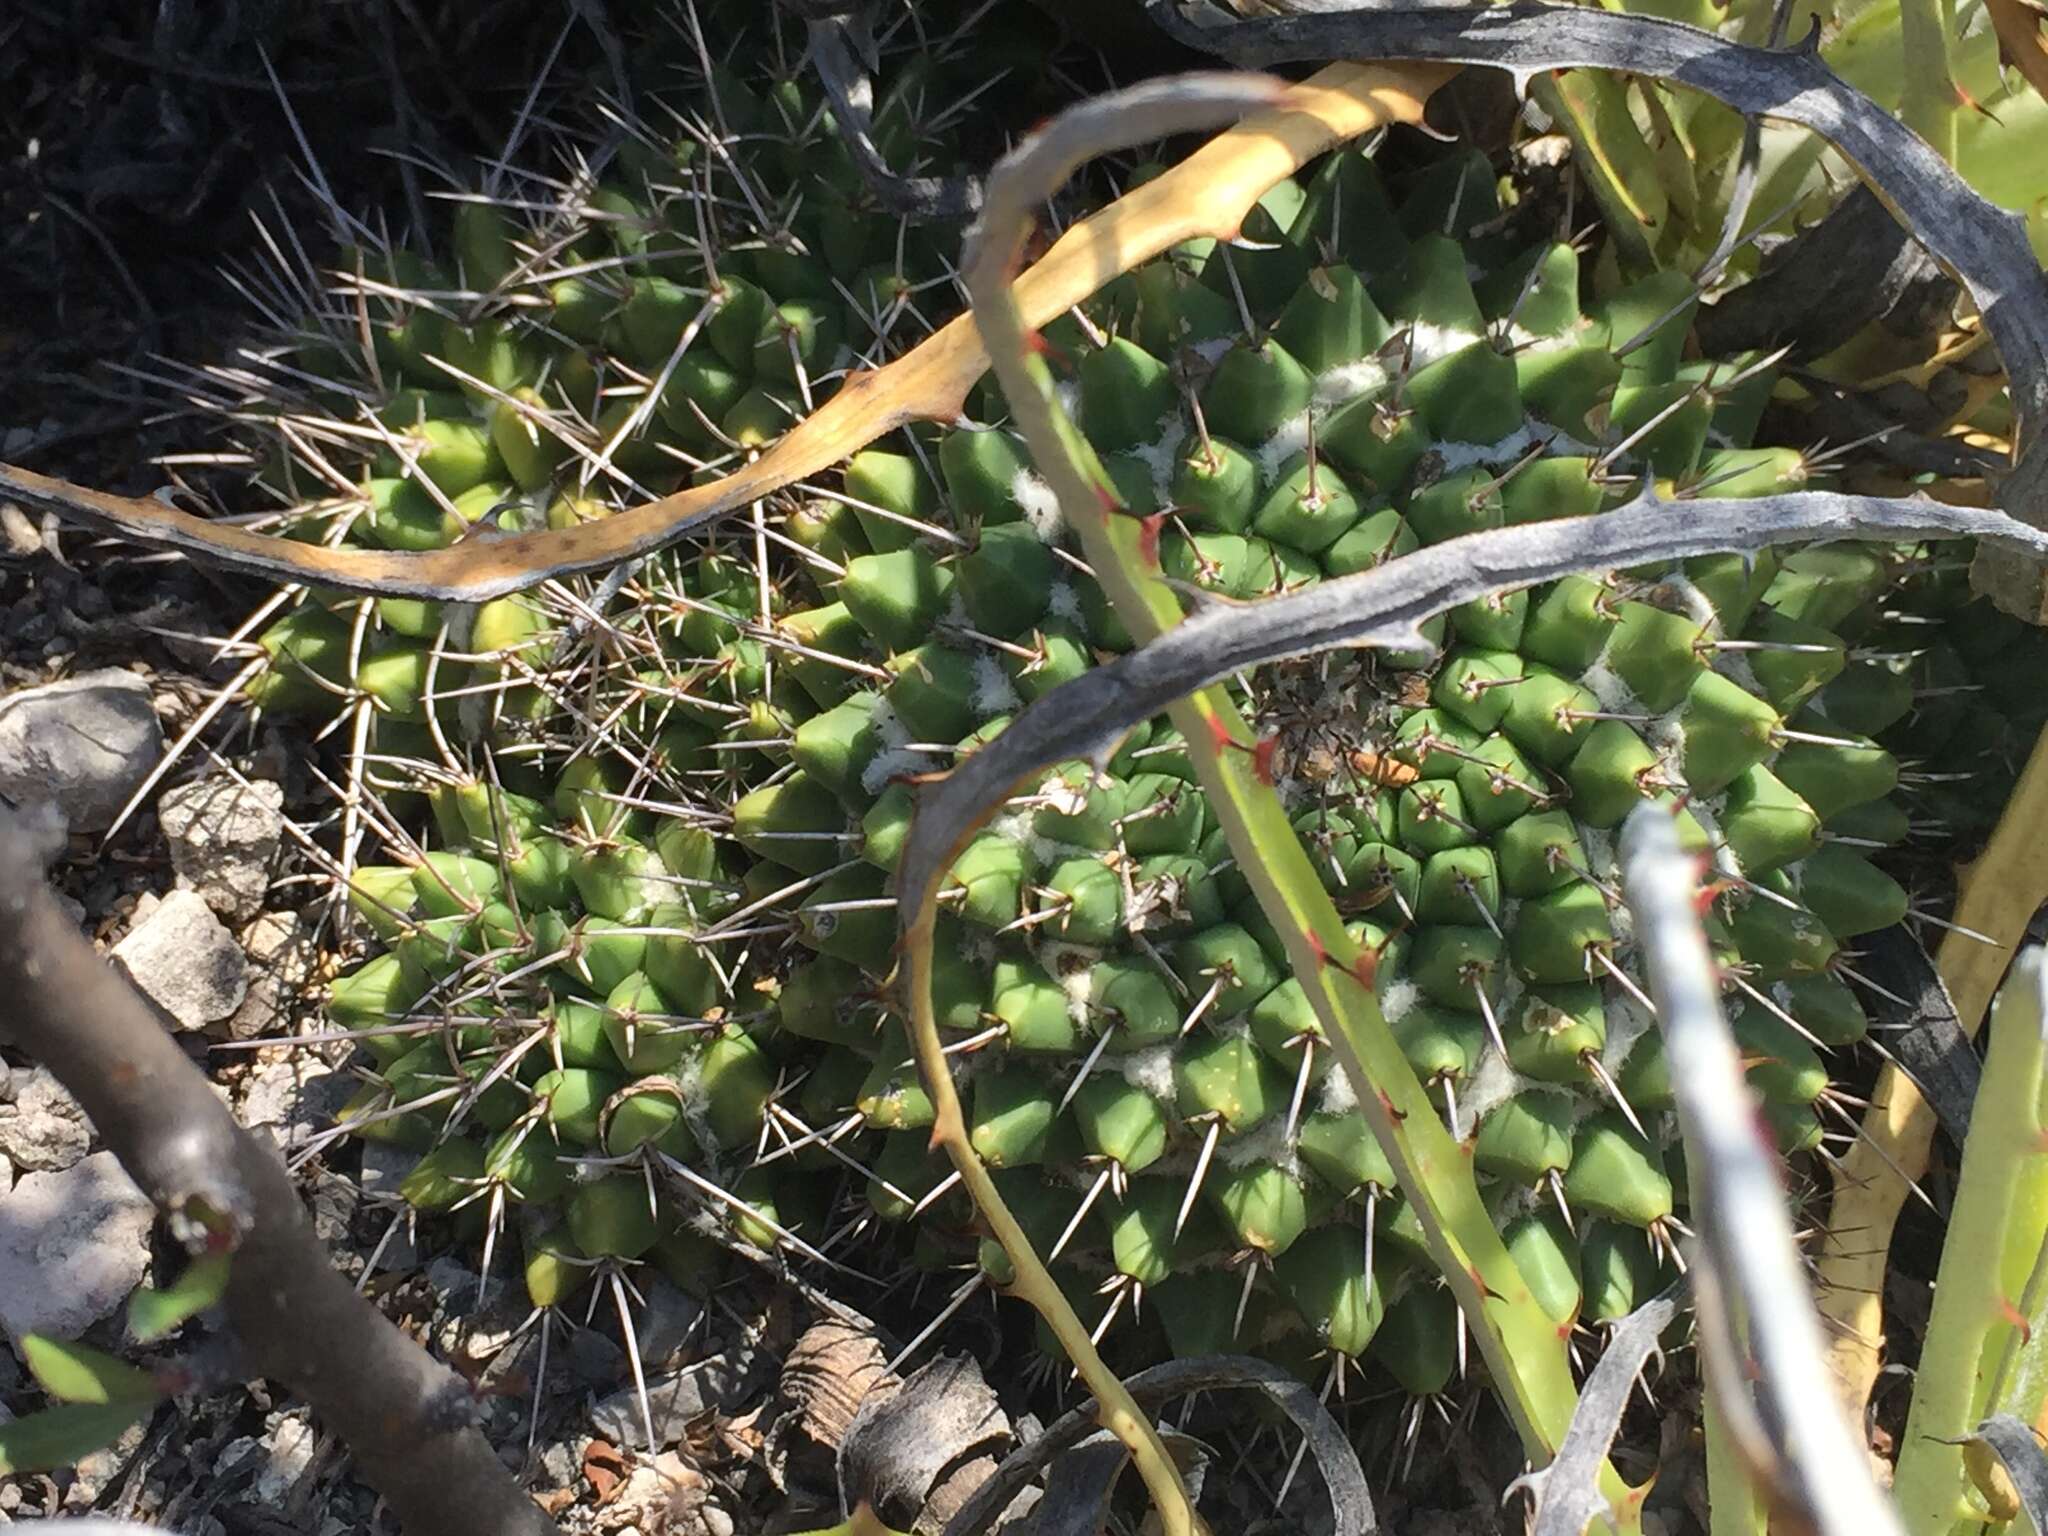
[954,60,1621,1502]
[8,7,2048,1533]
[903,60,1445,1536]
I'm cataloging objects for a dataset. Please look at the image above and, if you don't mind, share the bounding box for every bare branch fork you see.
[0,808,557,1536]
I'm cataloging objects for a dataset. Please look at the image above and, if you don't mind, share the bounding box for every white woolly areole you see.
[1503,320,1585,354]
[1011,469,1066,541]
[971,652,1021,716]
[672,1052,716,1156]
[1046,579,1083,626]
[1317,1057,1359,1116]
[1220,1106,1304,1180]
[1040,940,1099,1029]
[1645,698,1686,751]
[1492,1181,1543,1223]
[987,807,1038,849]
[859,698,937,796]
[1577,654,1643,718]
[1119,1042,1178,1102]
[1457,1047,1527,1139]
[1429,418,1598,478]
[1314,358,1393,408]
[1127,416,1189,508]
[1257,412,1316,482]
[1406,322,1488,371]
[1379,976,1421,1025]
[1600,981,1657,1076]
[1658,574,1720,631]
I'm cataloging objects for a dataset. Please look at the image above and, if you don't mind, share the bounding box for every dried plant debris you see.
[839,1355,1010,1534]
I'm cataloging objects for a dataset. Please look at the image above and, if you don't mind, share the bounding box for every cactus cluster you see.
[753,148,1921,1386]
[238,28,1968,1411]
[240,4,1070,1304]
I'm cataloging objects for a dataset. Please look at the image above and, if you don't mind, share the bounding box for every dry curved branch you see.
[938,1356,1373,1536]
[1511,1290,1681,1536]
[0,806,557,1536]
[896,490,2048,931]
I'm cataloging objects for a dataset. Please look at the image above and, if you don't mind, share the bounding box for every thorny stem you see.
[1817,724,2048,1423]
[903,61,1454,1536]
[1620,806,1903,1536]
[961,61,1636,1516]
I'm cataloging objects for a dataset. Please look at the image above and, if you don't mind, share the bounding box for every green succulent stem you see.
[1529,73,1662,270]
[960,67,1635,1530]
[892,63,1450,1536]
[1893,952,2048,1533]
[1898,0,1962,164]
[901,876,1205,1535]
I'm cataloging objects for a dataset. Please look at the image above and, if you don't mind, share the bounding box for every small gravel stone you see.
[157,776,285,922]
[253,1412,318,1502]
[307,1168,361,1248]
[634,1277,706,1372]
[0,1152,156,1341]
[0,1066,91,1173]
[538,1438,580,1488]
[110,887,248,1030]
[62,1419,151,1510]
[357,1141,417,1200]
[0,668,164,833]
[590,1345,766,1451]
[567,1325,627,1386]
[238,1055,346,1149]
[226,910,320,1040]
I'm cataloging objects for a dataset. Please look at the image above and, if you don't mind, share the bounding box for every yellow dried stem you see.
[0,66,1449,604]
[1816,723,2048,1424]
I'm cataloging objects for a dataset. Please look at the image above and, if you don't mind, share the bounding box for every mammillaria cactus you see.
[224,1,2008,1444]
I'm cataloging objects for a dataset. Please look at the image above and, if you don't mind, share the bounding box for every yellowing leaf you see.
[22,1334,159,1405]
[128,1252,231,1343]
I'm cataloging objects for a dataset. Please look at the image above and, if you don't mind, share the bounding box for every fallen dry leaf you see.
[584,1437,629,1505]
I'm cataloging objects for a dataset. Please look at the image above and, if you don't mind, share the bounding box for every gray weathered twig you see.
[1618,805,1904,1536]
[897,491,2048,934]
[801,12,984,220]
[0,807,557,1536]
[1510,1290,1679,1536]
[939,1355,1373,1536]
